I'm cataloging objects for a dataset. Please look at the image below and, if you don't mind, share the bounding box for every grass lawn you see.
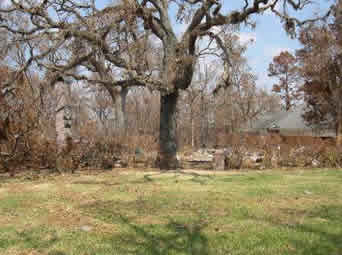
[0,168,341,255]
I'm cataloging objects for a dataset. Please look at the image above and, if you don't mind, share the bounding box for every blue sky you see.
[4,0,330,91]
[169,0,333,90]
[139,0,333,90]
[21,0,332,90]
[237,0,333,90]
[199,0,333,90]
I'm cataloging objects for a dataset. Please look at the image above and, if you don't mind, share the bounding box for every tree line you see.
[0,0,338,172]
[269,1,342,145]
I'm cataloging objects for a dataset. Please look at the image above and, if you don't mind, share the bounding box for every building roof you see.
[244,105,336,137]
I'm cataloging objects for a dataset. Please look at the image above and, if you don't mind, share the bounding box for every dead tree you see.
[0,0,333,169]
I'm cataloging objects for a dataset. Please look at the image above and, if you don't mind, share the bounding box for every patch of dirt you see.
[40,201,120,234]
[43,203,89,229]
[2,248,43,255]
[31,183,52,191]
[0,214,18,226]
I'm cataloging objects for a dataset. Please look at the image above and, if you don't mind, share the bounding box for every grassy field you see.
[0,168,341,255]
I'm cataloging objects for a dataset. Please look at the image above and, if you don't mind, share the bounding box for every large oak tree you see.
[0,0,332,169]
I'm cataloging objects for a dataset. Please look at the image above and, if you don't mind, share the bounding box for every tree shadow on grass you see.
[178,170,213,178]
[248,204,342,255]
[176,170,214,185]
[70,170,214,186]
[0,227,61,253]
[126,171,214,185]
[289,223,342,255]
[290,204,342,255]
[108,215,210,255]
[80,198,210,254]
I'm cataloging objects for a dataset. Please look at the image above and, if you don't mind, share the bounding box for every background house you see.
[244,105,335,138]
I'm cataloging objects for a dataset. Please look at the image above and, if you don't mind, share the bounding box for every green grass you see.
[0,168,341,255]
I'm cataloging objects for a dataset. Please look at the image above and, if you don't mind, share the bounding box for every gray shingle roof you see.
[245,105,335,137]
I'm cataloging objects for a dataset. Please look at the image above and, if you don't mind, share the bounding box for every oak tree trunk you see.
[191,117,195,148]
[336,0,342,146]
[337,99,342,147]
[158,91,179,170]
[121,87,128,131]
[337,122,342,147]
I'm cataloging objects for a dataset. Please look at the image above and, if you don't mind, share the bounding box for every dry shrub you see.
[0,129,57,175]
[72,136,125,169]
[318,146,342,168]
[216,131,341,169]
[259,135,342,168]
[26,133,56,169]
[0,71,42,175]
[220,133,247,169]
[117,134,158,167]
[116,134,158,154]
[71,133,158,169]
[225,145,244,169]
[277,137,332,168]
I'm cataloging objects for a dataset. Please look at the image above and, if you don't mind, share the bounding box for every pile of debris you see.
[180,148,215,170]
[80,145,324,171]
[179,147,270,170]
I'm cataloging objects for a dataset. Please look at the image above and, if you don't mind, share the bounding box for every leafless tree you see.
[0,0,333,169]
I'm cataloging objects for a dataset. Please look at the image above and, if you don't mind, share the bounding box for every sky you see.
[190,0,333,91]
[2,0,334,91]
[97,0,333,91]
[235,0,333,91]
